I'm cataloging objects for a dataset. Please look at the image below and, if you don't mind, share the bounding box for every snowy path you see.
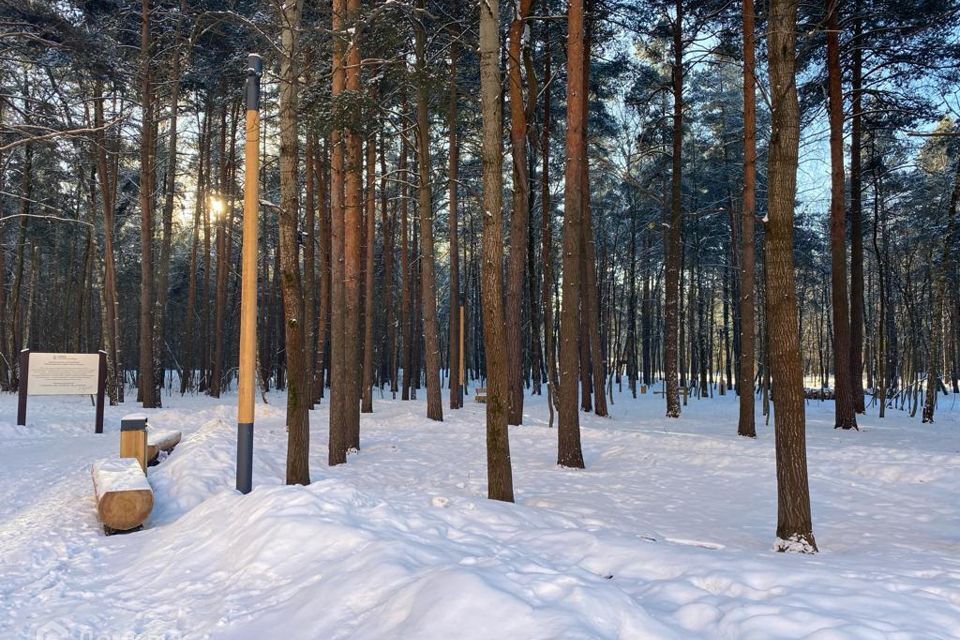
[1,389,958,638]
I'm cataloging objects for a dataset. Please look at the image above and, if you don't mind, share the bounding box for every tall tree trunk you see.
[155,1,183,398]
[138,0,158,408]
[848,0,866,413]
[448,45,462,410]
[663,0,683,418]
[541,34,559,419]
[580,4,606,417]
[304,126,317,407]
[739,0,758,437]
[414,0,444,422]
[479,0,515,501]
[278,0,310,484]
[93,83,122,404]
[343,0,364,447]
[315,136,330,402]
[209,96,230,397]
[767,0,817,552]
[400,104,413,402]
[826,0,857,430]
[505,0,534,425]
[558,0,587,469]
[329,0,349,465]
[361,135,376,413]
[380,132,397,397]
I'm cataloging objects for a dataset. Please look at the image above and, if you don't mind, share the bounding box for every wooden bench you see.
[147,429,182,466]
[92,458,153,534]
[475,386,487,403]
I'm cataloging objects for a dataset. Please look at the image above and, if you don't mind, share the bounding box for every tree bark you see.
[343,0,364,447]
[414,0,444,422]
[767,0,817,552]
[138,0,158,408]
[558,0,587,469]
[447,44,462,410]
[848,0,866,413]
[278,0,310,485]
[739,0,757,437]
[329,0,349,465]
[155,1,183,399]
[479,0,515,501]
[663,0,683,418]
[826,0,858,430]
[361,135,376,413]
[505,0,534,425]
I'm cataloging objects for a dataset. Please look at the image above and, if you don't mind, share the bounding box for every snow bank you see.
[1,392,959,638]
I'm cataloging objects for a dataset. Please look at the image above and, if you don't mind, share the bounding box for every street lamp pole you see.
[236,53,262,494]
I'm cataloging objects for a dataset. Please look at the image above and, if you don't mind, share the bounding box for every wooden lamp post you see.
[236,53,262,494]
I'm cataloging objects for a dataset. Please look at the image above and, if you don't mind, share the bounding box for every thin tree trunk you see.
[739,0,758,437]
[505,0,534,425]
[414,0,443,422]
[826,0,857,430]
[155,1,183,398]
[848,0,866,413]
[138,0,158,408]
[558,0,587,469]
[448,45,462,410]
[361,135,376,413]
[663,0,683,418]
[304,126,317,407]
[541,34,559,420]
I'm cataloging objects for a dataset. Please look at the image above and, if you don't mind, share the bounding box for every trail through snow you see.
[1,388,958,639]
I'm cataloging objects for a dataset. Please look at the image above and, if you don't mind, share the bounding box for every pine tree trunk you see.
[848,0,866,414]
[328,0,349,465]
[381,133,397,397]
[541,35,559,416]
[581,7,607,417]
[209,96,230,398]
[155,3,183,399]
[505,0,534,425]
[138,0,158,408]
[315,137,330,403]
[414,0,444,422]
[767,0,817,552]
[400,108,412,402]
[479,0,515,501]
[278,0,310,484]
[738,0,758,437]
[343,0,364,446]
[663,0,683,419]
[826,0,858,430]
[361,135,376,413]
[93,83,122,404]
[304,129,317,408]
[447,46,462,410]
[558,0,587,469]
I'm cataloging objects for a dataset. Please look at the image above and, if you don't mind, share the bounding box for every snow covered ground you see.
[1,384,958,639]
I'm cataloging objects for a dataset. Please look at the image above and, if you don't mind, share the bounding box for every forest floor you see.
[0,384,958,639]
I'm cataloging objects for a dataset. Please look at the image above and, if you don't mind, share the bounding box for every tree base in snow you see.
[773,535,818,554]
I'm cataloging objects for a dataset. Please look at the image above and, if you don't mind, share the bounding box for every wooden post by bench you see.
[120,414,148,472]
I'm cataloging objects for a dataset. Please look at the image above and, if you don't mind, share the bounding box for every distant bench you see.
[475,387,487,403]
